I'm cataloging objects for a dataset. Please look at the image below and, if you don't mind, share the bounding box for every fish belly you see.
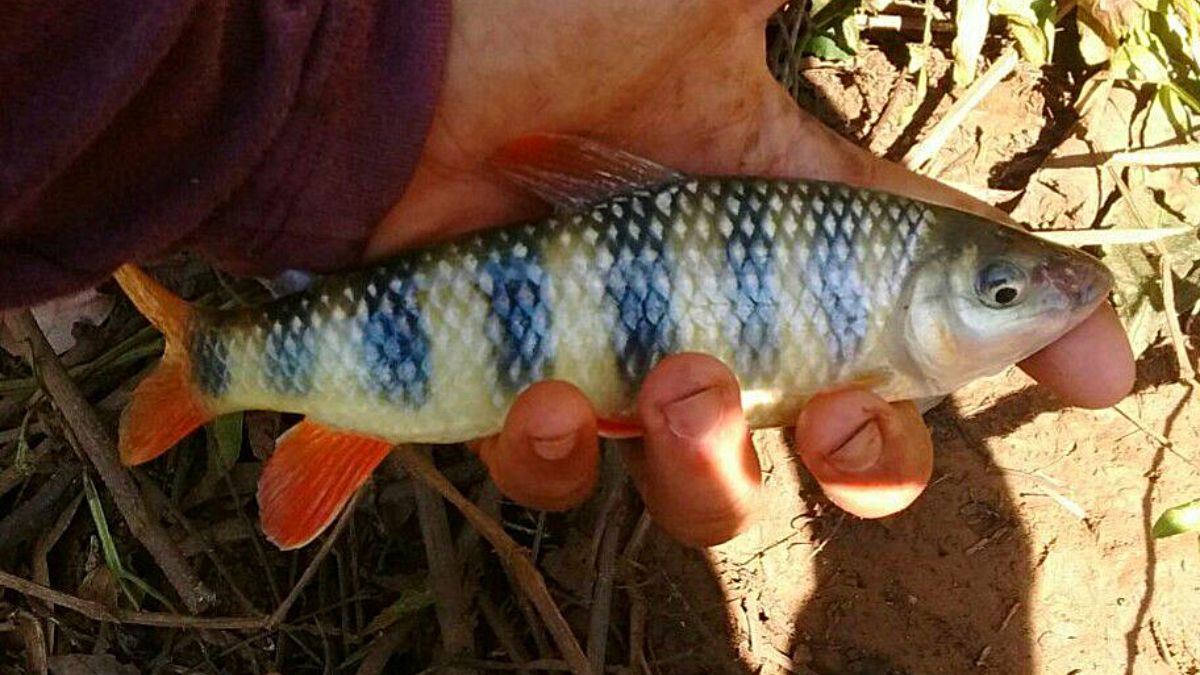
[191,179,933,442]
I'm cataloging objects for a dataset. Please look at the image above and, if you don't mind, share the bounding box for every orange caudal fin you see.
[112,265,213,465]
[257,420,394,550]
[112,265,192,343]
[119,359,214,465]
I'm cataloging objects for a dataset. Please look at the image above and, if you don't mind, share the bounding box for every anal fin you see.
[597,416,644,440]
[258,419,393,550]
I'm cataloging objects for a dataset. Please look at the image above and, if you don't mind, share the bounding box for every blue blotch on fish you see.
[808,185,868,363]
[723,183,779,378]
[264,300,317,395]
[603,191,677,384]
[191,327,229,396]
[479,240,553,391]
[360,265,430,406]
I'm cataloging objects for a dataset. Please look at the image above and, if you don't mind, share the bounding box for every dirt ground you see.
[632,348,1200,674]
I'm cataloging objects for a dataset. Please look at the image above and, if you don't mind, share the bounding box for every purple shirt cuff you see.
[0,0,450,309]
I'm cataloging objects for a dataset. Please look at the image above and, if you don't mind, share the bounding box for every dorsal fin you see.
[490,134,685,212]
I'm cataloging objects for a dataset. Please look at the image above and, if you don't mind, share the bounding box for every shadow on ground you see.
[632,383,1088,674]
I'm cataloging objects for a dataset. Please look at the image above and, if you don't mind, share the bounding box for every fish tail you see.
[112,265,215,466]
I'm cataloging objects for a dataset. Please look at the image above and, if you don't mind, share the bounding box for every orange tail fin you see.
[112,265,215,465]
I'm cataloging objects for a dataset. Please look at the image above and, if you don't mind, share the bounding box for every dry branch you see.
[0,568,262,630]
[410,446,475,668]
[7,309,215,613]
[391,444,592,675]
[588,481,631,672]
[902,48,1020,172]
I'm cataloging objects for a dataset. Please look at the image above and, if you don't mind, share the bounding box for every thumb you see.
[794,389,933,518]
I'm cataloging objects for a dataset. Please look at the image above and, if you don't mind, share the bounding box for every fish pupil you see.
[994,286,1018,305]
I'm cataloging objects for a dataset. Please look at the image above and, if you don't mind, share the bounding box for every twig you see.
[977,601,1022,667]
[625,574,649,675]
[588,481,631,673]
[135,470,261,615]
[33,491,83,602]
[449,658,574,672]
[856,14,954,32]
[478,593,533,673]
[16,611,47,675]
[7,310,215,613]
[1031,226,1193,247]
[177,518,257,557]
[460,483,531,669]
[0,438,57,502]
[1111,404,1200,473]
[0,464,80,560]
[410,447,475,667]
[31,491,83,657]
[266,490,362,628]
[618,508,652,674]
[1108,144,1200,167]
[0,420,45,445]
[225,471,282,607]
[965,527,1010,555]
[1157,249,1197,384]
[391,445,592,675]
[355,620,417,675]
[0,568,263,629]
[902,48,1020,172]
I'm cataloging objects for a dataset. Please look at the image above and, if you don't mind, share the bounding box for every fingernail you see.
[662,386,723,442]
[828,421,883,473]
[531,431,576,461]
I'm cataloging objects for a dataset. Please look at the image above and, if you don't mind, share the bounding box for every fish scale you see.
[186,178,932,441]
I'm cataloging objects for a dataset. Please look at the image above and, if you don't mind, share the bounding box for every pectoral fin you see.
[257,419,394,550]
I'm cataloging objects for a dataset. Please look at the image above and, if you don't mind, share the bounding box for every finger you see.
[794,389,933,519]
[474,381,600,512]
[625,354,762,547]
[1018,303,1135,409]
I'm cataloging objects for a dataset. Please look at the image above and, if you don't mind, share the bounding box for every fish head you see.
[902,215,1113,393]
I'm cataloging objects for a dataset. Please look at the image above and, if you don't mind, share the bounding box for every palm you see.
[367,0,990,259]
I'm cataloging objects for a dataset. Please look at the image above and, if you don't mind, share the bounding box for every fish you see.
[112,134,1113,550]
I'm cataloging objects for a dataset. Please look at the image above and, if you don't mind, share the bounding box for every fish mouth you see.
[1044,250,1114,312]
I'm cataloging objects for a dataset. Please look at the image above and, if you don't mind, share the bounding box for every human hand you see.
[368,0,1136,546]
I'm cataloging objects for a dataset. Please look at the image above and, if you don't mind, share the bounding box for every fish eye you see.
[976,260,1028,309]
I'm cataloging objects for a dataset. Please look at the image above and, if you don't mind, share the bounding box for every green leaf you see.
[841,13,862,54]
[804,33,856,60]
[1155,86,1192,135]
[204,413,244,486]
[1103,243,1164,358]
[1114,43,1163,80]
[992,0,1057,65]
[1078,15,1114,64]
[1152,498,1200,537]
[953,0,991,86]
[361,583,434,635]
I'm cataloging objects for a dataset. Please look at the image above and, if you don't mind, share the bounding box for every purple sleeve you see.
[0,0,450,310]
